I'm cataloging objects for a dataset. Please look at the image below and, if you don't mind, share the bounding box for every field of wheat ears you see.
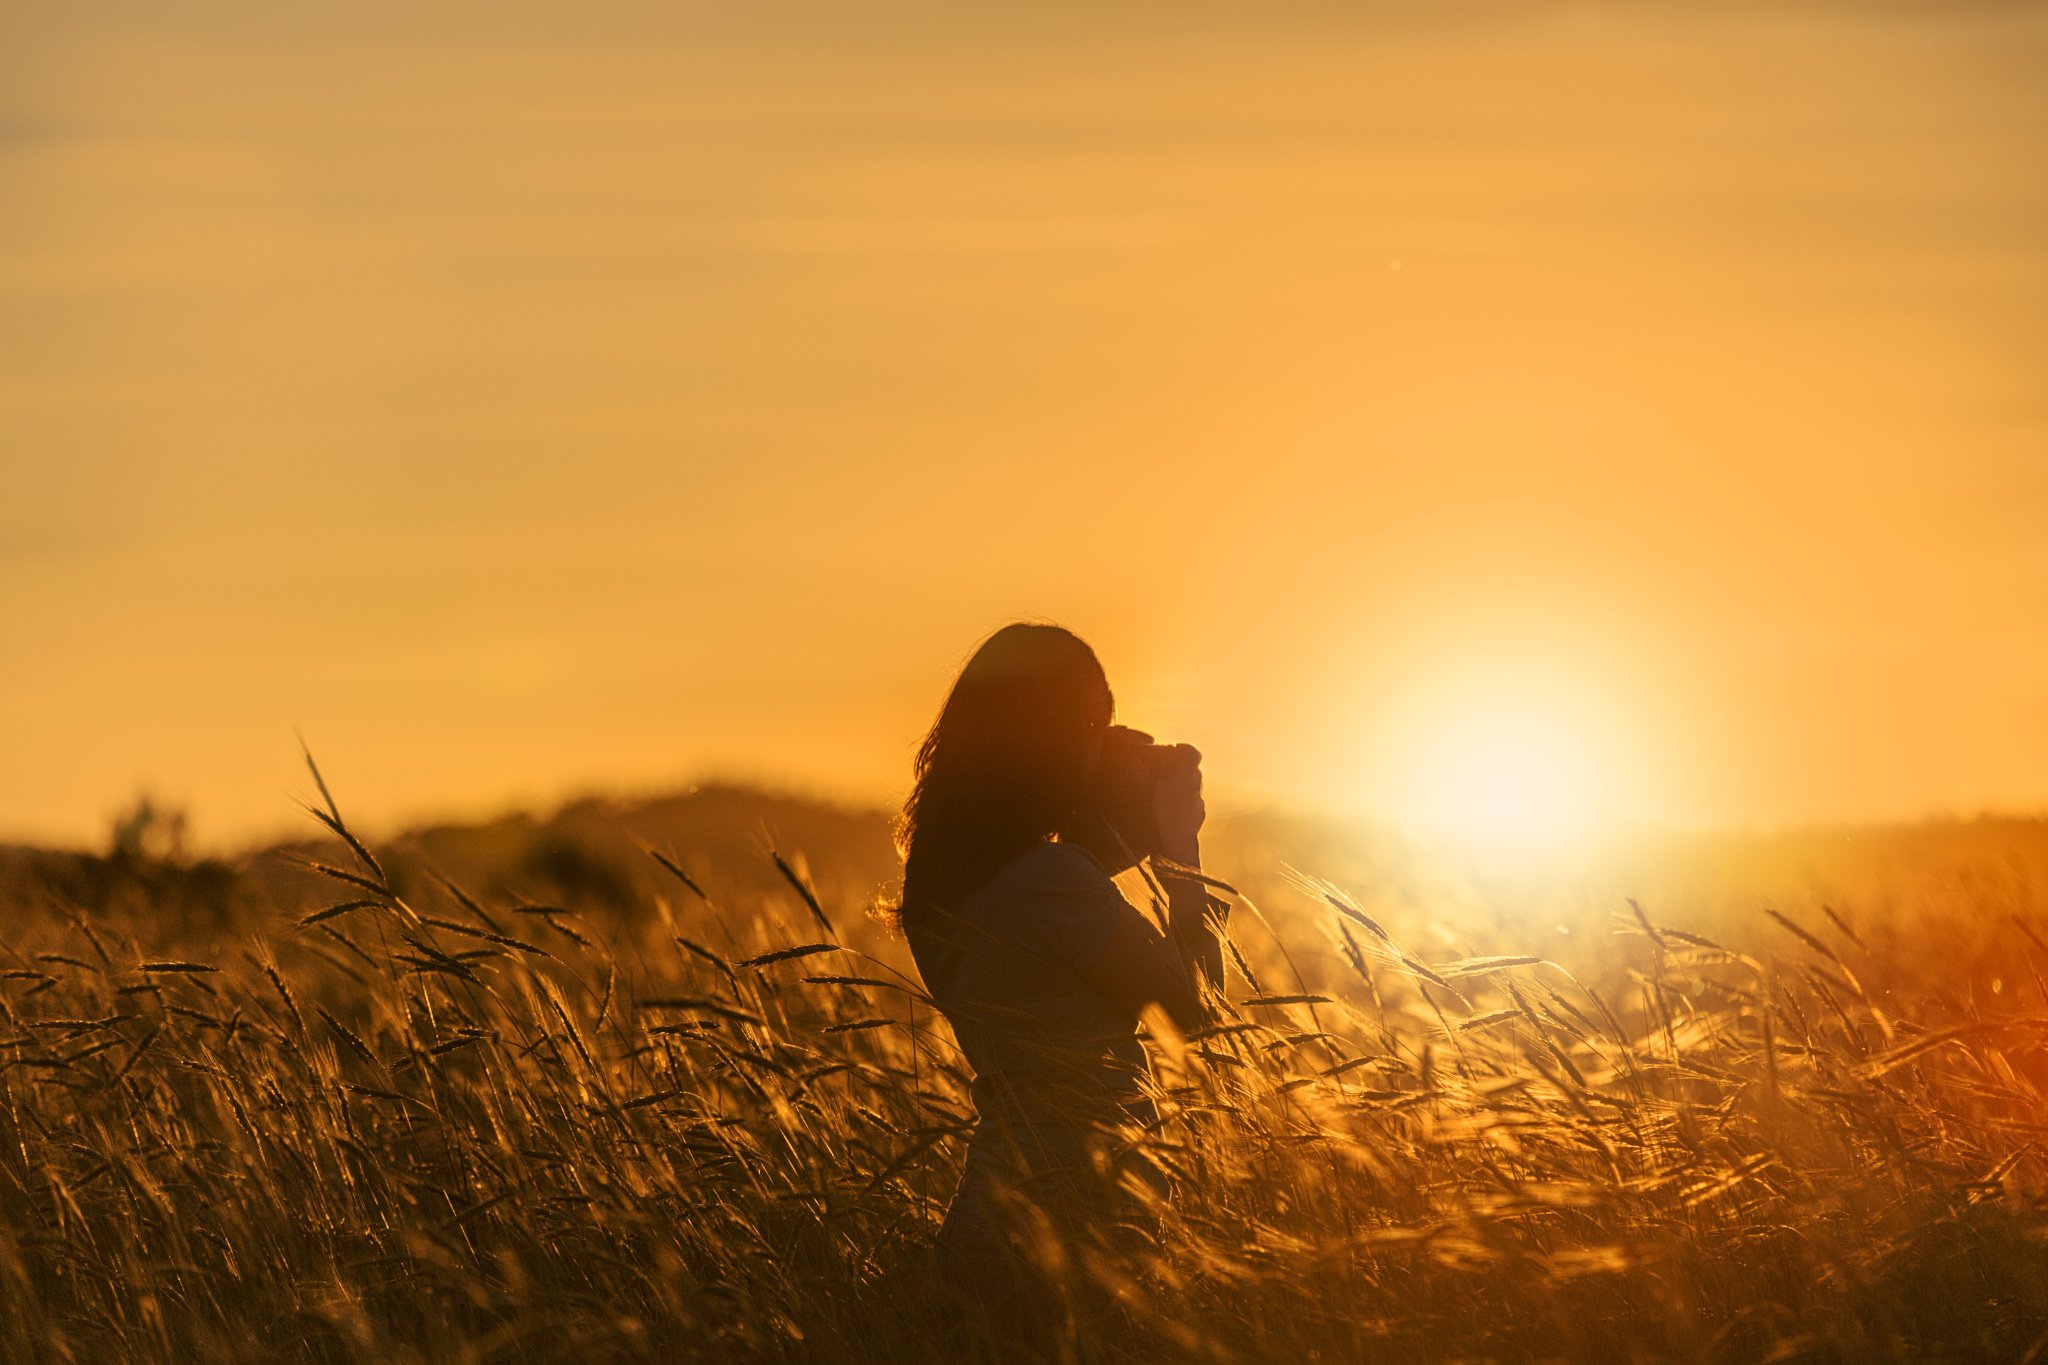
[4,758,2048,1365]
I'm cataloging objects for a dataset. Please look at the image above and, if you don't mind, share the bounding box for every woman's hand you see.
[1152,743,1205,868]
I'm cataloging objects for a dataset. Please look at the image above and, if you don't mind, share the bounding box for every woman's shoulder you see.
[974,838,1117,904]
[967,839,1133,961]
[1019,837,1116,882]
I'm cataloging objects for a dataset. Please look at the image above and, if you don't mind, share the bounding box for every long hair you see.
[893,622,1114,931]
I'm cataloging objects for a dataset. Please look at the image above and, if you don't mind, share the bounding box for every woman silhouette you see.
[894,622,1229,1352]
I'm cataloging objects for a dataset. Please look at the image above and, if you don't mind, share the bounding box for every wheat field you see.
[3,761,2046,1364]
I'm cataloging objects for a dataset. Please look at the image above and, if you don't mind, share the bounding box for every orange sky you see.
[3,3,2046,849]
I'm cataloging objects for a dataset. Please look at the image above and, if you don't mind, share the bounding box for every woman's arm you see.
[1017,841,1214,1032]
[1078,850,1229,1035]
[1079,894,1213,1034]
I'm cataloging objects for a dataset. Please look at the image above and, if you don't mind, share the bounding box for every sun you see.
[1380,674,1638,855]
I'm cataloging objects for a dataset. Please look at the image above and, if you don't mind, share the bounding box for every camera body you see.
[1076,724,1199,864]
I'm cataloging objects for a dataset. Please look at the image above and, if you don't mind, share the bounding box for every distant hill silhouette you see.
[0,782,902,942]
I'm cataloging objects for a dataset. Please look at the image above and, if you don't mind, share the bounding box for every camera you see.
[1076,724,1200,864]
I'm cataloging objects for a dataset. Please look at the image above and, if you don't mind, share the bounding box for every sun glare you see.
[1379,672,1639,856]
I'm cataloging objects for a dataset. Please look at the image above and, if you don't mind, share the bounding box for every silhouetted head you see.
[894,622,1113,927]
